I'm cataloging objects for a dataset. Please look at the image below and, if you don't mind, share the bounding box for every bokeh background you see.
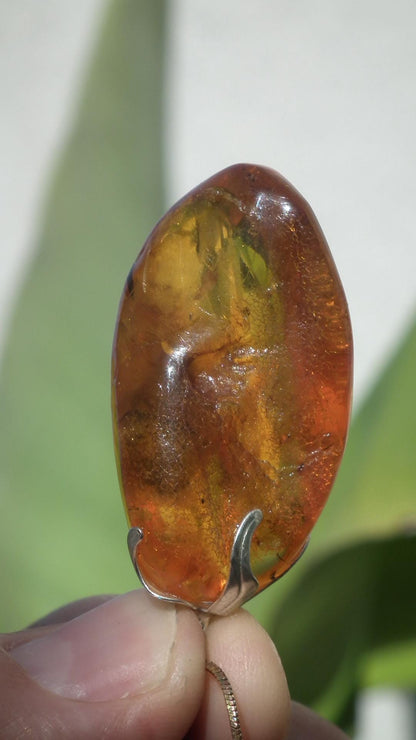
[1,2,415,737]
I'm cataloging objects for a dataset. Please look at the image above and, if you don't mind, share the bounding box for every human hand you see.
[1,590,348,739]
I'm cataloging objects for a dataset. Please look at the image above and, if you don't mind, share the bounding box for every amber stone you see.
[112,164,353,610]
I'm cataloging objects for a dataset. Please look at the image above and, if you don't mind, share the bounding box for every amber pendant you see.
[112,164,353,613]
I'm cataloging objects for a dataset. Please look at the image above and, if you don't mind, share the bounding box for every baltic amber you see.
[112,164,353,610]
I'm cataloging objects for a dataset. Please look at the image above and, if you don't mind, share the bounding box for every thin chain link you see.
[206,660,243,739]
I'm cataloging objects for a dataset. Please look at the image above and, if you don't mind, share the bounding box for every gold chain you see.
[206,660,243,739]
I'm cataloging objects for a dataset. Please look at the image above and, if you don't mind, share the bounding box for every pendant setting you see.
[112,163,353,614]
[128,509,262,616]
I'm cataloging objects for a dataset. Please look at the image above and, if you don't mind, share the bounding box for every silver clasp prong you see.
[127,508,263,616]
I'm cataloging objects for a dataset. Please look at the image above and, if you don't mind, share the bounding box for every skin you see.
[0,591,349,739]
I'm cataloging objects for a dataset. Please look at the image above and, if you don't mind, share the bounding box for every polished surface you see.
[112,164,353,610]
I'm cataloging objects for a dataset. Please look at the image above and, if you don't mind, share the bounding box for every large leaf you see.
[272,532,416,725]
[0,0,166,631]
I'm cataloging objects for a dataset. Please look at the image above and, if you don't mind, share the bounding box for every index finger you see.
[188,609,291,740]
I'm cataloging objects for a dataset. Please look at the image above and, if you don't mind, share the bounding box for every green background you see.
[0,1,414,731]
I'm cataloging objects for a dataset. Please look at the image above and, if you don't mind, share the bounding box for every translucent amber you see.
[112,164,353,610]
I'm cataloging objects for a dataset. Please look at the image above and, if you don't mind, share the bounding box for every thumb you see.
[2,590,205,739]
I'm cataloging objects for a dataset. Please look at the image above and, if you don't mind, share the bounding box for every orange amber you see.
[112,164,353,610]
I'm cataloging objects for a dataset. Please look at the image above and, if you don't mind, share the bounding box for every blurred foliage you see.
[0,0,166,628]
[0,0,415,731]
[273,532,416,726]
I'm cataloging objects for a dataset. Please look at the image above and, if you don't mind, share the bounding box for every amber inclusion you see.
[112,164,353,610]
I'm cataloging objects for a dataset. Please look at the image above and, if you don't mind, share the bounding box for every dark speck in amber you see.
[112,164,353,610]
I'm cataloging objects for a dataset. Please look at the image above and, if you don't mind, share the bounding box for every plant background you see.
[1,2,415,737]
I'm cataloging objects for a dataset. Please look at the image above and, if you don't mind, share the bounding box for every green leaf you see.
[0,0,166,630]
[271,532,416,724]
[361,641,416,688]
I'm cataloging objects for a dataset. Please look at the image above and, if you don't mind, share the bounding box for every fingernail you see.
[11,590,176,701]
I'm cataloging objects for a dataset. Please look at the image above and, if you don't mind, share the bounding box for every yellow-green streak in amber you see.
[112,164,353,610]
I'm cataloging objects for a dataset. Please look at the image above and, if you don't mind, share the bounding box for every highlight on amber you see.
[112,163,353,610]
